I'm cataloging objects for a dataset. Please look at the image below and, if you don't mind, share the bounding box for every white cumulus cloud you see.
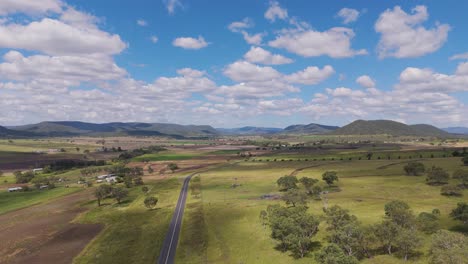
[173,36,209,49]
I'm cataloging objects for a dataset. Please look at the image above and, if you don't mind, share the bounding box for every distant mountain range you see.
[332,120,450,137]
[0,120,460,138]
[6,121,218,138]
[442,127,468,135]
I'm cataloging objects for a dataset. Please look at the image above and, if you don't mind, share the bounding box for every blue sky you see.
[0,0,467,128]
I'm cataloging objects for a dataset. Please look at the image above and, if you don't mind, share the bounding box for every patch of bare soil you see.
[0,190,102,264]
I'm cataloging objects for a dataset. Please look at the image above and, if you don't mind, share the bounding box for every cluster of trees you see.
[276,173,339,208]
[262,205,320,258]
[404,162,468,196]
[117,145,166,160]
[261,200,468,262]
[94,184,129,206]
[47,159,106,172]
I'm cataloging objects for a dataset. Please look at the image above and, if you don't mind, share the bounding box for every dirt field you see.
[0,190,102,264]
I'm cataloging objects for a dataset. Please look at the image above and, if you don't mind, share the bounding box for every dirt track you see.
[0,189,102,264]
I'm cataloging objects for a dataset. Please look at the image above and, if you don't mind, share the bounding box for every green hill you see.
[283,123,339,134]
[332,120,450,137]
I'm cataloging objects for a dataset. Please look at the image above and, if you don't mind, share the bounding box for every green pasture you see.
[0,187,82,215]
[175,157,468,263]
[132,152,198,162]
[74,178,182,264]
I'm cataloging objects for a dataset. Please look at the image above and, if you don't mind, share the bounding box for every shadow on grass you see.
[449,224,468,234]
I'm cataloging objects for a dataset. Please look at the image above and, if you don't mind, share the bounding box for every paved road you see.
[157,174,194,264]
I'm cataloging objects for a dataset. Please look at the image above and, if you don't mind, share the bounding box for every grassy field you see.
[0,187,83,214]
[175,157,468,263]
[132,152,198,162]
[73,178,183,264]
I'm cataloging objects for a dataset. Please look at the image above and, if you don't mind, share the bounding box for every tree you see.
[324,205,358,232]
[314,244,359,264]
[322,171,339,186]
[94,184,112,206]
[299,177,318,195]
[430,230,468,264]
[452,169,468,179]
[441,185,463,196]
[450,202,468,225]
[282,189,308,207]
[462,155,468,166]
[276,175,298,191]
[416,212,440,234]
[311,185,322,199]
[396,228,422,261]
[426,166,449,185]
[14,171,35,183]
[384,200,415,228]
[404,162,426,176]
[267,205,320,258]
[168,163,179,173]
[374,220,401,255]
[148,166,154,174]
[142,186,149,194]
[112,187,129,204]
[144,196,158,209]
[133,177,144,186]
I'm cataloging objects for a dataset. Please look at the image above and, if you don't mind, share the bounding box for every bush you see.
[426,167,449,185]
[404,162,426,176]
[440,185,463,196]
[144,196,158,209]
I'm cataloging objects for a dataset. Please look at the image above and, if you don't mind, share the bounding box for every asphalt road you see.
[157,174,194,264]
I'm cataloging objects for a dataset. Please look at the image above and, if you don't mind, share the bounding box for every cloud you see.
[137,19,147,26]
[172,36,209,49]
[450,52,468,60]
[265,1,288,22]
[223,61,281,82]
[0,51,127,86]
[241,31,265,45]
[375,5,450,58]
[269,27,367,58]
[337,8,360,24]
[150,36,158,43]
[396,63,468,93]
[0,16,127,56]
[356,75,376,88]
[285,65,335,85]
[228,18,253,32]
[243,46,293,65]
[164,0,183,14]
[0,0,62,15]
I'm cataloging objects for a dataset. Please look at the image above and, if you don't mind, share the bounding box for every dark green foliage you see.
[168,163,179,172]
[276,175,298,191]
[282,189,308,207]
[324,205,357,232]
[440,185,463,196]
[416,212,440,234]
[143,196,158,209]
[374,220,401,255]
[94,184,113,206]
[112,187,129,204]
[426,166,449,185]
[430,230,468,264]
[384,200,415,228]
[141,186,149,194]
[14,171,35,183]
[395,228,422,261]
[314,244,359,264]
[462,155,468,166]
[450,202,468,224]
[404,162,426,176]
[299,177,318,195]
[266,205,320,258]
[322,171,339,186]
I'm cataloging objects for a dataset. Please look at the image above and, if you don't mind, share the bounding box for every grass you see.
[0,187,82,215]
[73,178,183,264]
[132,152,198,162]
[176,157,468,263]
